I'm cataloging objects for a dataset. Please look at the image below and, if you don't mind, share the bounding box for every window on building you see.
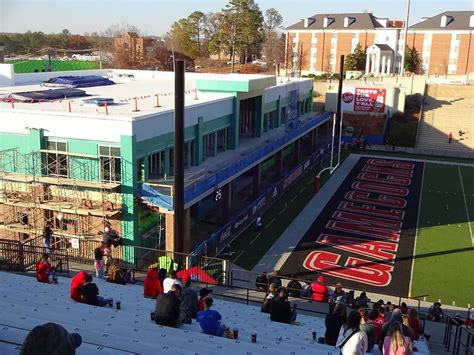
[46,140,68,177]
[280,106,286,124]
[453,46,459,53]
[313,33,318,39]
[148,150,165,179]
[449,58,457,65]
[169,147,174,176]
[455,34,461,41]
[399,33,405,40]
[330,33,337,39]
[311,43,317,48]
[216,128,228,153]
[203,132,216,158]
[351,33,357,40]
[99,146,121,183]
[184,140,196,166]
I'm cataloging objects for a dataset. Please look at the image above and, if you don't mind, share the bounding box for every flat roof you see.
[0,73,234,119]
[0,69,307,119]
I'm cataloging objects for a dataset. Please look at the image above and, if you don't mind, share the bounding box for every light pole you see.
[400,0,411,76]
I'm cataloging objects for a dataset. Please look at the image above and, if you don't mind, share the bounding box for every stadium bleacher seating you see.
[416,84,474,158]
[0,271,430,354]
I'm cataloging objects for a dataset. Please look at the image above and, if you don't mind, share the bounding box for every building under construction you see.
[0,66,330,254]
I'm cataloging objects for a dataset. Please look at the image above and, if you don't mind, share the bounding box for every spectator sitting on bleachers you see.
[158,268,167,285]
[144,268,163,299]
[358,308,376,351]
[407,309,422,340]
[381,309,414,345]
[268,270,282,288]
[79,274,113,307]
[301,281,312,298]
[93,242,105,279]
[400,302,409,315]
[36,254,56,284]
[287,276,302,298]
[329,283,347,312]
[270,287,297,324]
[155,284,182,327]
[20,322,82,355]
[163,270,184,294]
[336,309,368,355]
[179,275,198,324]
[450,313,465,326]
[311,276,329,302]
[255,272,269,292]
[107,260,126,285]
[367,305,384,345]
[382,321,413,355]
[325,303,347,346]
[427,302,444,322]
[355,292,370,309]
[70,271,87,302]
[196,297,226,336]
[198,287,213,311]
[261,283,278,314]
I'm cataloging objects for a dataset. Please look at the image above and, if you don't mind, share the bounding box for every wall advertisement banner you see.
[341,87,386,113]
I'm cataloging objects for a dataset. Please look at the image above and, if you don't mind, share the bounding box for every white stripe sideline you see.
[457,166,474,246]
[362,153,474,168]
[408,162,425,298]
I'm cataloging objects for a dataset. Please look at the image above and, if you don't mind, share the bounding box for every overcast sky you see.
[1,0,472,36]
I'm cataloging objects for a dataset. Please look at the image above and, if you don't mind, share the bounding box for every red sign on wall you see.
[341,87,386,113]
[354,88,386,113]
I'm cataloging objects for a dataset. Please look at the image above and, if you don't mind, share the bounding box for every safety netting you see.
[41,75,115,88]
[0,88,87,102]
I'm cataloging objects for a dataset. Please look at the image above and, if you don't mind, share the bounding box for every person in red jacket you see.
[36,254,56,283]
[70,271,87,302]
[311,275,329,302]
[144,268,163,299]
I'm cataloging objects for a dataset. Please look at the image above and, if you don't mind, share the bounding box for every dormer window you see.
[303,18,315,28]
[323,17,335,28]
[440,15,453,27]
[344,17,356,28]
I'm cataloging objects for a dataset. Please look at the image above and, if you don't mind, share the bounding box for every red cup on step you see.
[115,301,121,310]
[251,333,257,343]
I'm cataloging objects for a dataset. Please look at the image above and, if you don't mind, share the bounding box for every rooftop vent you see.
[303,17,316,28]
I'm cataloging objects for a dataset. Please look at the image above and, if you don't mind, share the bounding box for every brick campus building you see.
[286,11,474,75]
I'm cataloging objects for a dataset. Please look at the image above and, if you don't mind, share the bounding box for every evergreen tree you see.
[344,43,366,71]
[404,46,420,73]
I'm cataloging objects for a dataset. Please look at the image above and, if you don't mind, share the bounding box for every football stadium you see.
[1,13,474,354]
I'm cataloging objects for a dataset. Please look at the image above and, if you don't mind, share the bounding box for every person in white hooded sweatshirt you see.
[336,309,368,355]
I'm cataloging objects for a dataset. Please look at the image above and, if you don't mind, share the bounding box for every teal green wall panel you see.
[120,135,138,245]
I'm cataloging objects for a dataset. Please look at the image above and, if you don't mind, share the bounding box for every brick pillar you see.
[165,209,191,253]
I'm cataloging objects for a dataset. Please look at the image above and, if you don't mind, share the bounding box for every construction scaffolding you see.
[0,147,122,246]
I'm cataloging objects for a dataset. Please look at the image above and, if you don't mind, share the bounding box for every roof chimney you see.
[344,17,356,28]
[323,16,335,28]
[440,15,453,27]
[303,17,316,28]
[0,42,5,64]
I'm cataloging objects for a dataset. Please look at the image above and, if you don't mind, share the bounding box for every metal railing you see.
[230,269,426,313]
[0,238,69,274]
[444,308,474,355]
[22,235,228,285]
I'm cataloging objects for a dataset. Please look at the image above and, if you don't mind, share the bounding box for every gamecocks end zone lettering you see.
[337,201,405,220]
[366,159,415,170]
[332,211,403,230]
[303,251,393,287]
[316,234,398,262]
[357,172,412,187]
[345,191,407,209]
[352,181,409,197]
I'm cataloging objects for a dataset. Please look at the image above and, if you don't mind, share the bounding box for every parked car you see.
[252,59,267,66]
[227,60,240,65]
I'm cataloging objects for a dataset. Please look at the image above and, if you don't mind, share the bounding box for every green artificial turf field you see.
[410,163,474,307]
[231,153,474,308]
[6,60,100,73]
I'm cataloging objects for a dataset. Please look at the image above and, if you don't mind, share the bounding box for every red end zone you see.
[279,157,424,296]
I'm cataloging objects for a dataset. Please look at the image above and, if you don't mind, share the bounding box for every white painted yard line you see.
[278,206,287,215]
[249,232,261,246]
[232,250,244,263]
[458,166,474,246]
[265,218,276,228]
[290,195,298,202]
[409,162,425,298]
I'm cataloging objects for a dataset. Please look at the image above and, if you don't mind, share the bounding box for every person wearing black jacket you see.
[255,272,269,292]
[270,287,297,324]
[325,303,347,346]
[261,283,278,314]
[287,277,302,298]
[155,284,182,327]
[268,270,282,288]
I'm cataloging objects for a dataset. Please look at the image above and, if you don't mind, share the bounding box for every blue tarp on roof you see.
[42,75,115,88]
[1,88,87,102]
